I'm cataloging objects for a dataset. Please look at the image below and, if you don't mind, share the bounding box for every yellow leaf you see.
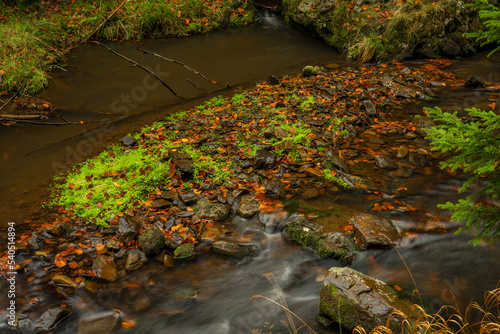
[114,182,121,187]
[116,200,124,205]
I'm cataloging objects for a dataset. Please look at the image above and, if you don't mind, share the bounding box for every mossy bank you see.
[282,0,489,62]
[0,0,257,95]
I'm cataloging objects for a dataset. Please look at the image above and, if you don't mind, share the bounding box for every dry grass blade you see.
[262,272,298,334]
[249,295,316,334]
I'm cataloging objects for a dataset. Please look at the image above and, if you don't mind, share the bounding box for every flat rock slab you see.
[212,240,258,258]
[319,267,411,332]
[350,213,399,249]
[78,310,121,334]
[34,307,72,332]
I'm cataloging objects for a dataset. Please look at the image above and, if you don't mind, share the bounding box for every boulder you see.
[464,75,486,88]
[34,307,72,332]
[350,213,400,249]
[264,179,287,198]
[125,249,148,271]
[236,195,260,219]
[319,267,411,332]
[121,135,137,147]
[138,226,165,255]
[302,65,318,77]
[78,310,121,334]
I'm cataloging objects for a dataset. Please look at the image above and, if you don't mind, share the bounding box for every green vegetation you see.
[323,169,351,190]
[466,0,500,56]
[0,0,257,95]
[50,146,169,225]
[426,107,500,245]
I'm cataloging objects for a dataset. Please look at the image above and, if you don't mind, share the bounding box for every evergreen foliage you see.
[425,107,500,245]
[466,0,500,56]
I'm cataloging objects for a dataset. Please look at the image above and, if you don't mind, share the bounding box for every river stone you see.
[34,307,72,332]
[413,115,434,137]
[179,191,197,205]
[258,211,282,231]
[464,75,486,88]
[161,190,179,201]
[397,145,409,158]
[212,240,258,258]
[52,274,77,288]
[138,226,165,255]
[302,65,317,77]
[319,267,411,332]
[151,199,172,209]
[78,310,121,334]
[165,232,184,248]
[194,196,230,220]
[236,195,260,219]
[375,155,398,170]
[254,149,276,170]
[125,249,148,271]
[93,255,118,282]
[350,213,400,249]
[105,238,121,251]
[174,243,195,260]
[361,100,377,116]
[264,179,286,198]
[316,232,358,265]
[121,135,137,147]
[118,217,139,244]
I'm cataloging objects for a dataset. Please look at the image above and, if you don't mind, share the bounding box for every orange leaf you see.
[372,203,382,211]
[27,276,35,282]
[394,285,403,291]
[69,262,78,269]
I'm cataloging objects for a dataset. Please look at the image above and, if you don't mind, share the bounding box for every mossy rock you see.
[138,226,165,256]
[302,65,318,77]
[174,243,195,261]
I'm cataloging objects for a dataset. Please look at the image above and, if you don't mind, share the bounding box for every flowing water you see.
[1,12,500,334]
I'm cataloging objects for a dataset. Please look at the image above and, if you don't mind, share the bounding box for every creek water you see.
[1,12,500,334]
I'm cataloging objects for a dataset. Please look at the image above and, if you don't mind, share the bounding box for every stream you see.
[1,12,500,334]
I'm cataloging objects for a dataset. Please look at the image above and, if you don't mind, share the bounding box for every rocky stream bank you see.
[1,59,488,333]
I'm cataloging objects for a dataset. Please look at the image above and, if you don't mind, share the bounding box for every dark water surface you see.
[1,13,500,334]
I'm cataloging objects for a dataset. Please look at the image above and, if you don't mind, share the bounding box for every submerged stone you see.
[212,240,258,258]
[174,243,195,261]
[34,307,72,332]
[125,249,148,271]
[93,255,118,282]
[78,310,121,334]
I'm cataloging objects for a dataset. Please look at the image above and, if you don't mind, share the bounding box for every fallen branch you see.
[0,114,48,120]
[94,41,182,99]
[86,1,127,42]
[137,47,230,87]
[0,119,79,125]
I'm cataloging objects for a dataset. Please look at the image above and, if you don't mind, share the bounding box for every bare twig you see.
[86,0,127,42]
[0,114,48,120]
[0,67,35,112]
[187,78,207,91]
[94,41,182,99]
[137,47,230,87]
[0,119,78,125]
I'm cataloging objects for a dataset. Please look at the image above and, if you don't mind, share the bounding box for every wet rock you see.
[264,179,286,198]
[34,307,72,333]
[161,190,179,201]
[94,255,118,282]
[134,296,152,312]
[121,135,137,147]
[151,199,172,209]
[397,145,409,158]
[164,253,174,267]
[179,191,197,205]
[350,213,400,249]
[302,65,317,77]
[319,267,411,332]
[357,91,371,101]
[304,117,325,126]
[268,75,280,85]
[118,217,139,244]
[254,149,276,170]
[263,127,275,139]
[464,75,486,88]
[174,243,195,261]
[174,159,194,175]
[389,166,414,178]
[138,226,165,255]
[258,211,282,231]
[316,232,358,264]
[361,100,377,116]
[302,187,321,199]
[52,274,77,288]
[304,167,324,178]
[375,155,398,170]
[212,240,258,257]
[337,172,378,193]
[125,249,148,271]
[236,195,260,219]
[165,233,184,248]
[194,196,230,220]
[78,310,121,334]
[45,223,63,236]
[413,115,434,137]
[105,239,121,251]
[322,156,349,173]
